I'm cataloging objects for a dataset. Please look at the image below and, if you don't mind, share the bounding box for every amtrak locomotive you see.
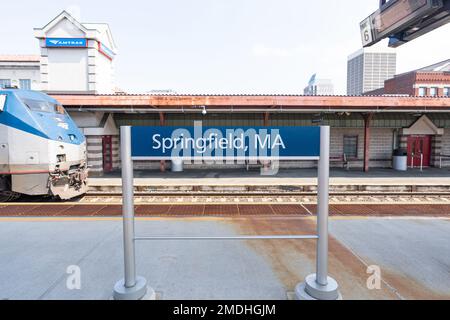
[0,89,88,201]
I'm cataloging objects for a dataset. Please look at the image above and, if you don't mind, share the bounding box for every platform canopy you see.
[53,94,450,113]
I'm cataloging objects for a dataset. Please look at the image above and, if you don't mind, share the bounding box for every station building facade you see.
[55,94,450,175]
[3,11,450,175]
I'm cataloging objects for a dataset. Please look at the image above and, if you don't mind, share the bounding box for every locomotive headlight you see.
[57,154,67,163]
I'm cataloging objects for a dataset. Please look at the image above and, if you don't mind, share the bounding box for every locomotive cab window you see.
[55,104,66,115]
[22,98,66,114]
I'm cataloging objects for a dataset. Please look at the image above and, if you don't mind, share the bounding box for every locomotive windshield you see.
[22,98,65,115]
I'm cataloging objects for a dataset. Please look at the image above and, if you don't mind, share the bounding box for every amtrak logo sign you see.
[46,38,87,48]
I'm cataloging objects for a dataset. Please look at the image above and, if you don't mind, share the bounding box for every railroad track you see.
[81,196,450,205]
[78,191,450,205]
[6,192,450,205]
[86,191,450,197]
[3,191,450,216]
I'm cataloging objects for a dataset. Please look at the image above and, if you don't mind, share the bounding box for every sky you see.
[1,0,449,94]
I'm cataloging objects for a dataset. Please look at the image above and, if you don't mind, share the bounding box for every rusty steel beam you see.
[159,112,166,173]
[263,112,270,126]
[363,113,375,173]
[52,94,450,110]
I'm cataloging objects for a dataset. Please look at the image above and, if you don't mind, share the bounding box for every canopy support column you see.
[363,113,374,172]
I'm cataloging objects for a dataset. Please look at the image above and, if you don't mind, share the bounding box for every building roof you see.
[417,59,450,72]
[307,74,333,86]
[347,46,396,61]
[389,58,450,78]
[34,11,117,53]
[0,55,40,62]
[82,22,117,51]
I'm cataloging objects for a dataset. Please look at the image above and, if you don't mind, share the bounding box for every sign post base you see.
[295,274,341,300]
[113,276,154,300]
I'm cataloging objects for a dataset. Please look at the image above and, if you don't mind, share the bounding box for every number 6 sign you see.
[360,17,374,47]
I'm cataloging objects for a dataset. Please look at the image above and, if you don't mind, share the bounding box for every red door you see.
[407,136,431,168]
[102,136,113,173]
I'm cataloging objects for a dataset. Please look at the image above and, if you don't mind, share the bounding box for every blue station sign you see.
[45,38,87,48]
[130,126,321,160]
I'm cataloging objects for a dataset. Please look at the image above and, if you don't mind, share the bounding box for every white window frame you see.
[418,87,426,97]
[19,79,31,90]
[444,87,450,97]
[429,87,438,97]
[0,79,11,89]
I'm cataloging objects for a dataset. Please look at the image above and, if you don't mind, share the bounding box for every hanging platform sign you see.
[130,125,321,160]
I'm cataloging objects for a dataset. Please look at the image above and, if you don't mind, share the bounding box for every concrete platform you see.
[0,216,449,300]
[88,168,450,193]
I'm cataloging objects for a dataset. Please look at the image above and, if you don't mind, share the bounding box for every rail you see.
[135,235,318,241]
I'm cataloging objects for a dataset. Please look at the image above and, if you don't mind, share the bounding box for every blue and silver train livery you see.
[0,89,88,201]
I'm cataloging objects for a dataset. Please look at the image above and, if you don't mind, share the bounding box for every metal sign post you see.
[295,126,340,300]
[113,126,153,300]
[113,125,340,300]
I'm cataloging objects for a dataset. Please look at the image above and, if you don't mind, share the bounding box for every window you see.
[0,79,11,89]
[444,87,450,97]
[21,98,65,114]
[429,87,438,97]
[19,79,31,90]
[418,87,426,96]
[343,135,358,159]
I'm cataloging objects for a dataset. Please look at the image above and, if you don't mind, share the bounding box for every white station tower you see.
[34,11,118,94]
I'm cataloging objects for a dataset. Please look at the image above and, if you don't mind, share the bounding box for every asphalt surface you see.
[0,216,449,300]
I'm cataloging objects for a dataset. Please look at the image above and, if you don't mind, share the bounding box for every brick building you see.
[368,59,450,97]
